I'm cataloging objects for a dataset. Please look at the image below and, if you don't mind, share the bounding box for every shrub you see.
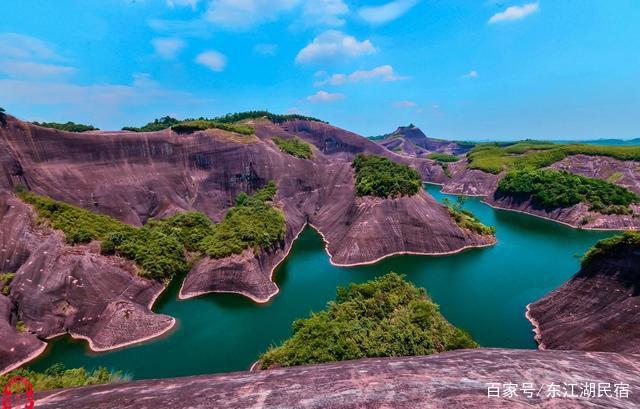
[1,272,15,295]
[122,116,180,132]
[171,120,254,135]
[496,169,639,213]
[0,364,126,392]
[442,197,495,236]
[32,121,98,132]
[259,273,477,369]
[272,136,313,159]
[582,231,640,266]
[352,154,422,198]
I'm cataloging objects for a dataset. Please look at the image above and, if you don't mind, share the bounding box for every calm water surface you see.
[31,185,615,379]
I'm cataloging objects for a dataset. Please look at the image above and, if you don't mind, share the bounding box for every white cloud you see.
[307,90,345,103]
[358,0,420,25]
[0,74,202,126]
[152,38,186,59]
[488,2,539,24]
[461,70,478,79]
[195,50,227,71]
[0,61,75,79]
[314,65,409,86]
[393,100,417,108]
[253,43,278,56]
[205,0,299,29]
[167,0,199,9]
[0,33,64,61]
[302,0,349,27]
[296,30,377,64]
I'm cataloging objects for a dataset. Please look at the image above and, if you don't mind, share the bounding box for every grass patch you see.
[353,154,422,198]
[32,121,98,132]
[0,364,126,393]
[18,183,284,282]
[272,136,313,159]
[607,172,624,183]
[259,272,477,369]
[443,197,495,236]
[582,231,640,266]
[467,141,640,174]
[497,169,639,214]
[427,153,460,163]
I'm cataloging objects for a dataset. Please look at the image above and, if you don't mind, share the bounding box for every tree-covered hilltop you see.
[32,121,99,132]
[171,120,254,135]
[122,111,326,132]
[272,136,313,159]
[496,169,639,214]
[259,273,477,369]
[18,182,285,282]
[467,141,640,174]
[352,154,422,198]
[0,364,125,392]
[122,116,180,132]
[582,231,640,266]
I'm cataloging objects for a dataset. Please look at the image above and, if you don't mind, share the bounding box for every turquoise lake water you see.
[30,185,615,379]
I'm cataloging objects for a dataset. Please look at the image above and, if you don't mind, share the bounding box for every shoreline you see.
[524,304,546,350]
[422,181,489,198]
[308,222,496,268]
[482,200,637,232]
[0,340,48,376]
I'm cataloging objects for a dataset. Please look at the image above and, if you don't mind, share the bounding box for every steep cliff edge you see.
[0,115,493,372]
[527,233,640,353]
[34,349,640,409]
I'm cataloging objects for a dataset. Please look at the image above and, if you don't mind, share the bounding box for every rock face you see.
[34,349,640,409]
[0,192,174,373]
[375,126,471,158]
[527,239,640,353]
[0,115,494,372]
[551,154,640,195]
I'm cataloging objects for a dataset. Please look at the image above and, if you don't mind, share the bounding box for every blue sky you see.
[1,1,638,140]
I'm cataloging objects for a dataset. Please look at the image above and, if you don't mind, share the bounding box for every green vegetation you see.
[122,111,326,132]
[427,153,460,163]
[607,172,624,183]
[210,111,325,124]
[199,182,285,259]
[0,364,126,393]
[443,197,495,236]
[467,141,640,174]
[1,272,14,295]
[32,121,98,132]
[582,231,640,266]
[18,183,284,282]
[272,136,313,159]
[15,320,26,333]
[171,120,254,135]
[0,107,5,113]
[497,169,639,214]
[122,116,180,132]
[352,154,422,198]
[259,273,477,369]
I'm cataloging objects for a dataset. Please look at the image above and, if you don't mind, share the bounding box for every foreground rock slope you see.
[34,349,640,409]
[0,114,493,373]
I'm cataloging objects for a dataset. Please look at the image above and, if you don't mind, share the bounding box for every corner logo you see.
[2,376,34,409]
